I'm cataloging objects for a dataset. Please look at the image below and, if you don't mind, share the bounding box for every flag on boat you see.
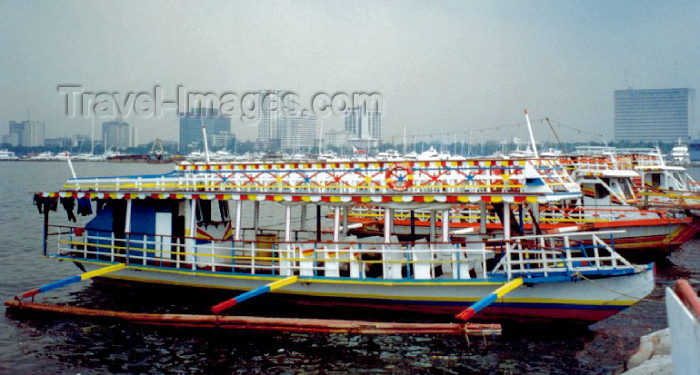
[353,146,367,154]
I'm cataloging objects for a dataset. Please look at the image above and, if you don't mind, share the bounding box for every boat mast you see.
[318,119,323,155]
[200,118,211,164]
[90,115,95,155]
[524,109,539,158]
[66,151,77,178]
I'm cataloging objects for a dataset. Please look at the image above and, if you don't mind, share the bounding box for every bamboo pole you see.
[5,300,501,336]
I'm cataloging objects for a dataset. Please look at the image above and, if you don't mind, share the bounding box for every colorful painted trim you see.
[20,263,125,299]
[211,276,298,314]
[455,278,524,320]
[38,190,559,204]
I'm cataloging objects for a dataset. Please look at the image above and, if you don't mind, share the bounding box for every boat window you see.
[650,173,661,189]
[195,200,212,223]
[594,183,609,199]
[196,200,230,225]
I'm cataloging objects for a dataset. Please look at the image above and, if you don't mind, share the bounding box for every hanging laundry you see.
[60,197,77,222]
[77,198,93,216]
[43,197,58,213]
[95,199,107,212]
[33,194,44,214]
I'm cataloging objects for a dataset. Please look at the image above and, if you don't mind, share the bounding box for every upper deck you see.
[39,157,581,205]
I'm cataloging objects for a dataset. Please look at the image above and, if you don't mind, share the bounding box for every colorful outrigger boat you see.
[562,147,700,215]
[341,153,698,257]
[557,153,699,255]
[11,156,655,326]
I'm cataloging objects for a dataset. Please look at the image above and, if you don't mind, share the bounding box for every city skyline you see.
[1,1,699,145]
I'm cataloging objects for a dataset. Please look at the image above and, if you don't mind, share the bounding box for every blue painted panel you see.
[85,204,114,255]
[128,201,157,258]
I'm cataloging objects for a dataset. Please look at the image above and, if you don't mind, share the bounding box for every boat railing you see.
[489,230,639,280]
[537,205,666,222]
[60,159,578,196]
[48,225,500,281]
[343,203,666,225]
[637,190,700,209]
[48,226,641,282]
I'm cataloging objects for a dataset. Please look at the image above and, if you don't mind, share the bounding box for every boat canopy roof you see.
[38,157,582,206]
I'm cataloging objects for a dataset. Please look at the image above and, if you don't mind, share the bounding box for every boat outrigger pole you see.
[211,276,298,314]
[455,278,524,321]
[17,264,126,301]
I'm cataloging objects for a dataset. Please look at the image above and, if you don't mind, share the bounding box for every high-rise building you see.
[72,134,91,149]
[280,114,317,151]
[179,106,231,151]
[102,119,133,150]
[45,137,73,149]
[256,90,297,150]
[345,105,381,148]
[614,88,695,142]
[9,120,45,147]
[1,133,19,146]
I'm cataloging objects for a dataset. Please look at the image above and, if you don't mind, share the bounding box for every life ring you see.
[385,163,413,192]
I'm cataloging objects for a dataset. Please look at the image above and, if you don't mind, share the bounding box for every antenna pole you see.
[201,118,211,164]
[91,115,95,154]
[524,109,539,158]
[318,119,323,155]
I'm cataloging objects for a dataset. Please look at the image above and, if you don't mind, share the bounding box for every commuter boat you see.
[553,153,700,255]
[27,156,654,323]
[344,153,697,257]
[562,148,700,219]
[0,149,18,160]
[669,139,690,166]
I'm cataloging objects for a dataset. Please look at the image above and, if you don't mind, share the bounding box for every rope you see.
[578,273,665,304]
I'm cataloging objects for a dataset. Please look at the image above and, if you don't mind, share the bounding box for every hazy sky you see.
[1,0,699,145]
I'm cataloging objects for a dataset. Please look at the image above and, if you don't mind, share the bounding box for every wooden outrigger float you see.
[6,300,502,336]
[7,155,655,333]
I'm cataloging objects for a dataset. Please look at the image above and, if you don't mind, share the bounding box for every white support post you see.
[564,235,572,270]
[442,209,449,242]
[532,202,543,244]
[234,200,242,241]
[125,199,132,261]
[125,200,132,233]
[384,208,392,243]
[429,210,436,243]
[388,208,395,235]
[282,204,293,276]
[342,205,349,236]
[333,206,341,242]
[503,204,511,241]
[479,201,487,235]
[284,205,292,242]
[253,201,260,233]
[187,199,197,269]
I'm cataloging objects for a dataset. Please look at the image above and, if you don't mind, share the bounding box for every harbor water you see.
[1,161,699,374]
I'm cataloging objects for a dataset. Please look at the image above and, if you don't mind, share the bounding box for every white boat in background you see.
[26,151,55,161]
[72,153,105,162]
[375,149,403,161]
[670,139,690,166]
[0,149,18,160]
